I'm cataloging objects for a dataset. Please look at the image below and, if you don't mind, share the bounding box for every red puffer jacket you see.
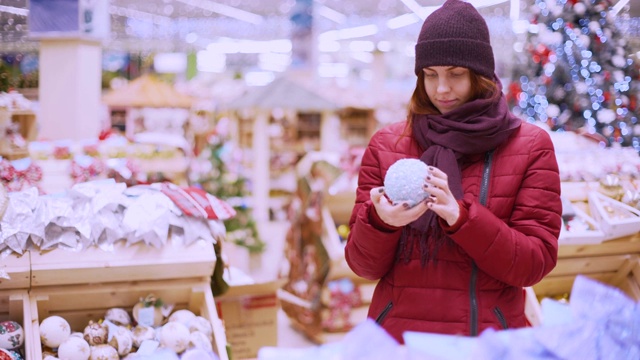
[345,120,561,343]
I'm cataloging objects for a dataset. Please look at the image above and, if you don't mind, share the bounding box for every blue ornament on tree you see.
[384,158,430,207]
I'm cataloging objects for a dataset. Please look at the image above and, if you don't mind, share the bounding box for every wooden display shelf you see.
[533,233,640,301]
[0,290,32,358]
[30,239,216,287]
[0,252,30,290]
[28,278,228,360]
[11,110,37,141]
[558,233,640,257]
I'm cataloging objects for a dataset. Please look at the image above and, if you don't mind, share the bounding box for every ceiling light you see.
[316,5,346,24]
[469,0,511,8]
[206,39,292,54]
[0,5,28,16]
[395,0,511,28]
[319,25,378,41]
[175,0,263,24]
[351,52,374,63]
[386,13,420,29]
[349,41,375,52]
[400,0,427,20]
[318,40,340,53]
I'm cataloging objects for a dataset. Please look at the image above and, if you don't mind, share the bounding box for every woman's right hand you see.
[370,187,430,227]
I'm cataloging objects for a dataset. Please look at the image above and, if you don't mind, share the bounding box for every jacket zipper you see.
[493,307,508,329]
[479,151,493,206]
[375,301,393,325]
[470,150,494,336]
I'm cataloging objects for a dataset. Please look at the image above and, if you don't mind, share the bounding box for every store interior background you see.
[1,0,640,356]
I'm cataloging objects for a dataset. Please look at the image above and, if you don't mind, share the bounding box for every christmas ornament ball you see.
[58,336,90,360]
[0,320,24,350]
[337,225,350,238]
[40,316,71,348]
[383,159,430,207]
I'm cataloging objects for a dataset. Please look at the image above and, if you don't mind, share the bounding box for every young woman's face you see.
[422,66,472,114]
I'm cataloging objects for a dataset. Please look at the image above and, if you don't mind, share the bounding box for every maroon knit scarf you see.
[400,82,522,265]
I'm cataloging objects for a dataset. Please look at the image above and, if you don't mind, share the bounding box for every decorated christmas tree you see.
[509,0,639,149]
[193,120,265,254]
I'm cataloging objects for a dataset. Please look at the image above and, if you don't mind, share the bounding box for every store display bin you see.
[28,278,229,360]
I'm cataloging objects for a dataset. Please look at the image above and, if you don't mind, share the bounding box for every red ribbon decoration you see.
[70,159,106,184]
[2,162,44,193]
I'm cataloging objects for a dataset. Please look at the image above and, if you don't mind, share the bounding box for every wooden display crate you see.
[588,191,640,240]
[28,278,229,360]
[559,207,606,245]
[30,239,216,287]
[11,110,37,141]
[532,234,640,302]
[0,252,30,290]
[560,181,599,202]
[0,290,32,359]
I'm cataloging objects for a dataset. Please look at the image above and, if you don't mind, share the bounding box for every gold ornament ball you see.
[337,225,350,238]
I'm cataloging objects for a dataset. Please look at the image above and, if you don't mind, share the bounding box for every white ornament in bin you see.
[40,315,71,348]
[182,348,219,360]
[104,308,131,327]
[189,331,214,352]
[168,309,196,325]
[58,336,90,360]
[188,316,213,340]
[131,325,156,348]
[383,158,430,207]
[559,206,606,245]
[588,191,640,240]
[108,326,133,356]
[83,321,108,346]
[89,344,118,359]
[159,321,191,354]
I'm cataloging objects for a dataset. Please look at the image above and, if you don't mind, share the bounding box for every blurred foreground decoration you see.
[259,275,640,360]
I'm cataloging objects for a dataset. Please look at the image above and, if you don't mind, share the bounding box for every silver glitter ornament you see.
[383,158,430,207]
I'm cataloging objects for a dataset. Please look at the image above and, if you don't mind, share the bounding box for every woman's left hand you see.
[424,166,460,225]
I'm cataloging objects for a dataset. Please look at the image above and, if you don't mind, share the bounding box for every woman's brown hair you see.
[403,69,500,136]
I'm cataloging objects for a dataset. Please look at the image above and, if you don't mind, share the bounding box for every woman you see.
[344,0,562,343]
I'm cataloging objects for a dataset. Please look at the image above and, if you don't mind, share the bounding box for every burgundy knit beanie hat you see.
[414,0,495,79]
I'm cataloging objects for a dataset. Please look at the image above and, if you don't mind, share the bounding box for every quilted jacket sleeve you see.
[344,132,403,281]
[448,127,561,287]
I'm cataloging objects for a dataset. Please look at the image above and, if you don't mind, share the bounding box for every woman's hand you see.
[370,187,429,227]
[424,166,460,225]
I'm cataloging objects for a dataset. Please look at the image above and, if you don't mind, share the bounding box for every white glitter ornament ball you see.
[384,159,430,207]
